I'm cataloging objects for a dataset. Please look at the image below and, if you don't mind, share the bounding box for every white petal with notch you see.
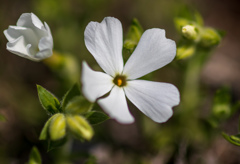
[125,80,180,123]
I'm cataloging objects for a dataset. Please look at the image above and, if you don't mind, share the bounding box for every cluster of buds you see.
[37,84,109,148]
[174,12,223,59]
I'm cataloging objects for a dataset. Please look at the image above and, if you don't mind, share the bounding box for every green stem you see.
[179,49,210,141]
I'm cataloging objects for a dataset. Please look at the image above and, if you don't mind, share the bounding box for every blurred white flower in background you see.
[4,13,53,61]
[82,17,180,124]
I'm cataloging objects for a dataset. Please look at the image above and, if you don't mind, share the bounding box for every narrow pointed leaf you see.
[28,146,42,164]
[85,111,110,125]
[62,83,81,110]
[37,85,60,114]
[222,132,240,146]
[65,96,93,114]
[39,115,54,140]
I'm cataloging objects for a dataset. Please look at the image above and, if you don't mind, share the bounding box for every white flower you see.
[82,17,180,124]
[3,13,53,61]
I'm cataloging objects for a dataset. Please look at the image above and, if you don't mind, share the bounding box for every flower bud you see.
[200,28,221,47]
[182,25,198,40]
[176,45,195,60]
[66,115,94,141]
[49,113,66,140]
[3,13,53,61]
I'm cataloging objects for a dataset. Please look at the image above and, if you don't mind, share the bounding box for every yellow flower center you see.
[113,75,127,87]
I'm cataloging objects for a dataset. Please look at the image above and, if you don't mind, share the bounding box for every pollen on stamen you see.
[117,79,122,86]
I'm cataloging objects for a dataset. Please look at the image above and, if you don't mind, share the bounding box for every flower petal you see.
[35,49,53,60]
[4,26,38,46]
[17,13,47,38]
[124,80,180,123]
[17,13,44,29]
[6,36,29,57]
[43,22,53,46]
[84,21,98,55]
[98,86,134,124]
[123,29,176,79]
[84,17,124,76]
[81,61,114,102]
[38,36,53,51]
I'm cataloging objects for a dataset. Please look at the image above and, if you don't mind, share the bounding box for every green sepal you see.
[28,146,42,164]
[37,85,61,114]
[65,96,93,114]
[49,113,66,141]
[61,83,81,111]
[200,27,221,47]
[39,116,54,140]
[222,132,240,146]
[85,111,110,125]
[66,115,94,141]
[174,17,192,33]
[194,11,204,26]
[123,18,143,52]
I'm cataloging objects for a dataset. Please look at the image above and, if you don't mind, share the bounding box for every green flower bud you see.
[123,18,143,52]
[176,45,195,60]
[182,25,198,40]
[212,104,231,120]
[66,115,94,141]
[200,28,221,47]
[49,113,66,140]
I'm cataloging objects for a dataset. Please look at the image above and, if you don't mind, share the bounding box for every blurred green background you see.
[1,0,240,163]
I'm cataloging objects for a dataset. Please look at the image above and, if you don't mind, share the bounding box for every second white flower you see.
[82,17,180,124]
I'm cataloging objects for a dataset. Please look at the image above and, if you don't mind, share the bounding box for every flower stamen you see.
[113,75,127,87]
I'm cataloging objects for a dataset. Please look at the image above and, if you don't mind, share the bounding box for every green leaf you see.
[28,146,42,164]
[194,11,204,26]
[47,137,68,152]
[65,96,93,114]
[49,113,66,141]
[37,85,61,114]
[66,115,94,141]
[222,132,240,146]
[85,111,110,125]
[61,83,81,110]
[39,116,54,140]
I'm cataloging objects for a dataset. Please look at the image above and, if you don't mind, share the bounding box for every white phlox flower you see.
[82,17,180,124]
[4,13,53,61]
